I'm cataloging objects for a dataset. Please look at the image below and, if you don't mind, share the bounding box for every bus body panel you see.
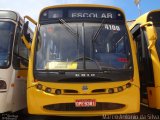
[147,87,160,109]
[0,67,27,113]
[0,67,14,113]
[11,69,27,112]
[0,92,11,113]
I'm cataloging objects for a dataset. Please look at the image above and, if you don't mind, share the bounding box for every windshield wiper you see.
[92,19,106,43]
[71,56,101,70]
[100,66,116,70]
[59,19,79,38]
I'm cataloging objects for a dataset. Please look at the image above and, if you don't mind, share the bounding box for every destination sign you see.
[68,10,116,19]
[40,8,124,22]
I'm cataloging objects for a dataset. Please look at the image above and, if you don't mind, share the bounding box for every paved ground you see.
[1,105,160,120]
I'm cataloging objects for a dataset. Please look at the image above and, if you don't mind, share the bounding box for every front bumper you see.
[27,83,140,116]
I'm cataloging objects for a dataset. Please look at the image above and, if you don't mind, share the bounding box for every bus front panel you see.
[27,5,140,116]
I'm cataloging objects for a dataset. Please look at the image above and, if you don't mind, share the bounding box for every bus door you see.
[131,25,155,105]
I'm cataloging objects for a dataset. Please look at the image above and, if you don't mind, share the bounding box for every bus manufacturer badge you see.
[82,85,88,92]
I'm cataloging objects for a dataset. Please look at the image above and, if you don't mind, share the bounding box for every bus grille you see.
[43,102,125,111]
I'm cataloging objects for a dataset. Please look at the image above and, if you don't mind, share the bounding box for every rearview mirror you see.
[23,21,31,43]
[21,21,31,50]
[21,15,37,50]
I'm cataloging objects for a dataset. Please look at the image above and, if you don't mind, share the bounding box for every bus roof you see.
[0,10,21,21]
[0,10,33,34]
[130,9,160,30]
[38,4,126,22]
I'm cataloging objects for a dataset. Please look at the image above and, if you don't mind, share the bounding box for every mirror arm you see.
[140,22,157,49]
[21,35,31,50]
[140,22,153,28]
[24,15,37,25]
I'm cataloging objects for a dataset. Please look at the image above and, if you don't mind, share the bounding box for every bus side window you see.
[13,25,29,69]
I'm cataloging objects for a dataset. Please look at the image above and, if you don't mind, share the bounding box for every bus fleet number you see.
[105,24,120,31]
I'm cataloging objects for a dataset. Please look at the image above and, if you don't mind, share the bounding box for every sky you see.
[0,0,159,22]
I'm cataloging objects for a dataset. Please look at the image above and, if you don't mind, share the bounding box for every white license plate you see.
[75,99,96,107]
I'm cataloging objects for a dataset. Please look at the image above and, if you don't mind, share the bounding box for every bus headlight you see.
[0,80,7,89]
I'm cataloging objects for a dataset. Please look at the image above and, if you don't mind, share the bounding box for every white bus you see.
[0,10,32,113]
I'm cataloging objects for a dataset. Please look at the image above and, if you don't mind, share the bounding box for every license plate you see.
[75,99,96,107]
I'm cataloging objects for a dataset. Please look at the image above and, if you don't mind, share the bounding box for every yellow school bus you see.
[22,4,140,116]
[130,10,160,109]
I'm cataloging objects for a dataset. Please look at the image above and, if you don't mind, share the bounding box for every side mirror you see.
[21,21,31,50]
[23,21,31,42]
[21,15,37,50]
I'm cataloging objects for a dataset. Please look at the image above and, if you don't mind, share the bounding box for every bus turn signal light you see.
[36,84,43,90]
[126,83,131,88]
[108,88,114,94]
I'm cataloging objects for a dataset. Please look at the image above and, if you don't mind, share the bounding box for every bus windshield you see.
[0,21,15,68]
[35,21,132,71]
[155,24,160,60]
